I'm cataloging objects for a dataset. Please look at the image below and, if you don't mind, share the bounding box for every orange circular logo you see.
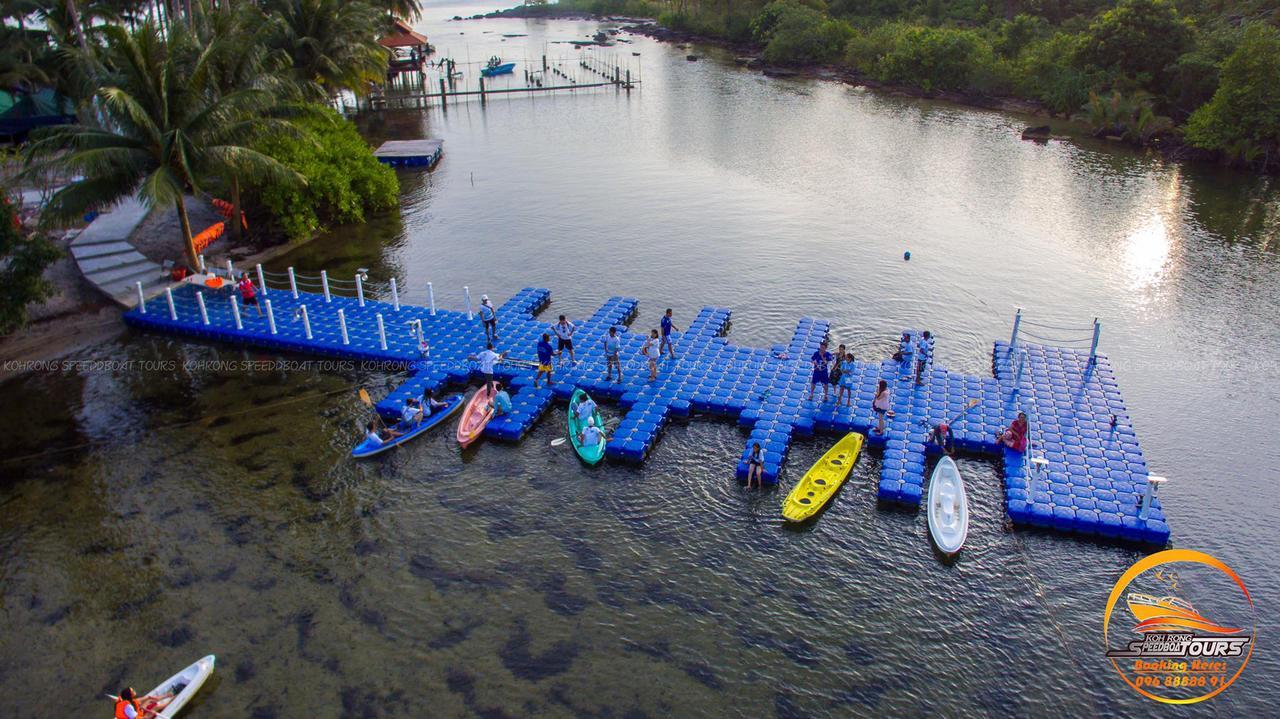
[1103,549,1254,704]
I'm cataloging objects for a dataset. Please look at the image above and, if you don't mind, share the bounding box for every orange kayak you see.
[456,385,495,447]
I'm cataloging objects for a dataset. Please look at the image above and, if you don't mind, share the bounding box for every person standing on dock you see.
[809,340,833,402]
[470,343,503,394]
[554,315,577,366]
[915,331,932,385]
[873,380,892,434]
[660,309,680,359]
[604,326,622,382]
[237,272,262,316]
[535,333,555,388]
[642,329,661,381]
[479,295,499,342]
[832,344,854,407]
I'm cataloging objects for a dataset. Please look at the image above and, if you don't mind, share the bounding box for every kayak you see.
[351,394,464,458]
[135,655,216,718]
[456,385,496,448]
[927,456,969,555]
[568,389,605,465]
[781,432,864,522]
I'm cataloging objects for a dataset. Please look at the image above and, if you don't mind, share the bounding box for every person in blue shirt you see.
[660,309,680,359]
[479,294,498,342]
[490,382,513,416]
[603,326,622,382]
[535,333,555,388]
[809,340,833,402]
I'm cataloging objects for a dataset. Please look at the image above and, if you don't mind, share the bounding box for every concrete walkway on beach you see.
[67,197,160,308]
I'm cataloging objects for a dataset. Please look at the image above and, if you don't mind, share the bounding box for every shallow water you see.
[2,2,1278,716]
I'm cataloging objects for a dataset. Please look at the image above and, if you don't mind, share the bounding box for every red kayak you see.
[456,385,496,447]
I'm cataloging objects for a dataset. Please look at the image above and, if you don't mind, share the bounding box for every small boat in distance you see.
[568,389,605,465]
[481,56,515,77]
[927,456,968,555]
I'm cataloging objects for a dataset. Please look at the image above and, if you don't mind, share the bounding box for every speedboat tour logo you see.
[1103,549,1254,704]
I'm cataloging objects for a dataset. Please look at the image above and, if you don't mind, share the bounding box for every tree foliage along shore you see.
[2,0,410,331]
[555,0,1280,172]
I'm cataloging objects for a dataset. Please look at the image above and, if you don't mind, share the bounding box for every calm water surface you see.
[2,2,1278,716]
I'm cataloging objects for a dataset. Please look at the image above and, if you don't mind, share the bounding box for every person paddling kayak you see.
[114,687,174,719]
[578,416,607,448]
[575,393,597,424]
[366,420,403,446]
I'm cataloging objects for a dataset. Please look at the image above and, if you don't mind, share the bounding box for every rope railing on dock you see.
[1009,308,1102,363]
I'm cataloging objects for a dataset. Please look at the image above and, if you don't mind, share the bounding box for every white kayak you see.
[927,456,968,555]
[136,655,216,717]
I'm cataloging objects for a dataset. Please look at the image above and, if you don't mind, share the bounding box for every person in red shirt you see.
[999,412,1029,452]
[237,272,262,316]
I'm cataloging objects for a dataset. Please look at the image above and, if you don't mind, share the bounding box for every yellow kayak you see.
[782,433,864,522]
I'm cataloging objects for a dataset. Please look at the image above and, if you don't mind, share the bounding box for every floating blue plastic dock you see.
[373,139,443,168]
[124,281,1170,545]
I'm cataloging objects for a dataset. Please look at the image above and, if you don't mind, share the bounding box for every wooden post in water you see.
[440,77,447,107]
[479,76,486,105]
[542,54,547,72]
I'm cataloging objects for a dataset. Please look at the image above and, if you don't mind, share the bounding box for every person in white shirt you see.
[579,416,605,447]
[469,342,503,394]
[641,329,661,381]
[554,314,576,365]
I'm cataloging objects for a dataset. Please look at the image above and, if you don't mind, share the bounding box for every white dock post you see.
[226,258,234,278]
[390,278,400,311]
[376,313,387,350]
[136,282,146,313]
[356,273,365,307]
[166,288,177,320]
[196,291,210,325]
[1010,308,1022,348]
[1140,476,1167,520]
[288,267,298,298]
[257,264,268,295]
[1013,348,1027,390]
[464,285,473,320]
[427,282,436,315]
[198,254,206,272]
[338,308,350,345]
[1089,319,1101,363]
[230,295,242,329]
[321,271,331,303]
[266,299,277,334]
[300,305,312,340]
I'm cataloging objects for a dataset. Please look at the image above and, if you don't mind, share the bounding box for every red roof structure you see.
[378,19,429,49]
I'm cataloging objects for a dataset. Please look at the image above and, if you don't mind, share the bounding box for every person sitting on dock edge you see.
[661,309,680,359]
[479,294,498,341]
[470,343,503,394]
[809,340,833,402]
[490,382,512,416]
[745,443,765,489]
[999,411,1029,452]
[604,326,622,382]
[554,315,576,366]
[535,333,554,388]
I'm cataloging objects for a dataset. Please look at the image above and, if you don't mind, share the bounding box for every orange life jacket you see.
[115,697,140,719]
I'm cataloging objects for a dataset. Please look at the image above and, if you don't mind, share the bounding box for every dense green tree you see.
[0,193,60,335]
[1185,24,1280,169]
[260,0,389,98]
[24,22,296,265]
[1077,0,1191,95]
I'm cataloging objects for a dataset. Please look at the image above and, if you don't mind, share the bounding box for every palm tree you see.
[370,0,423,23]
[260,0,389,98]
[25,21,297,266]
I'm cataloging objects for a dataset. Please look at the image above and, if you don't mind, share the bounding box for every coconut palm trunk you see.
[229,175,243,243]
[175,195,199,268]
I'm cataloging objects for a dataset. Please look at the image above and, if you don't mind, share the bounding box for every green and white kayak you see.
[568,389,605,465]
